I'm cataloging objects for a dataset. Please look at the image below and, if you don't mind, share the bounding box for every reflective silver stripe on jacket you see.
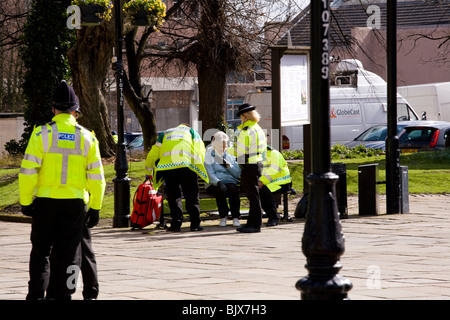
[87,173,103,180]
[40,125,51,153]
[262,173,273,182]
[165,134,186,141]
[165,126,190,135]
[44,123,90,185]
[20,167,37,175]
[87,160,102,170]
[267,164,282,172]
[162,150,202,164]
[19,154,41,176]
[23,153,42,166]
[236,140,248,152]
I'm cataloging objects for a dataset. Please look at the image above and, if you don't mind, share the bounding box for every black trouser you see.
[260,183,292,221]
[81,222,99,300]
[162,168,200,228]
[27,197,84,300]
[206,183,240,219]
[240,163,263,228]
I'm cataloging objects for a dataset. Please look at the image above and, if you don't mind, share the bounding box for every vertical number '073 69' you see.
[321,0,330,80]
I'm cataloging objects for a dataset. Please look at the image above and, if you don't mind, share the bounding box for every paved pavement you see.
[1,194,450,301]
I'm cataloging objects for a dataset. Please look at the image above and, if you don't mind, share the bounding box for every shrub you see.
[280,145,384,160]
[281,149,303,160]
[4,139,27,156]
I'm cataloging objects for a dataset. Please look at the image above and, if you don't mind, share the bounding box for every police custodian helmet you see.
[53,80,79,112]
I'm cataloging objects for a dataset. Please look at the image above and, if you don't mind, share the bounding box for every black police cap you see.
[236,103,256,117]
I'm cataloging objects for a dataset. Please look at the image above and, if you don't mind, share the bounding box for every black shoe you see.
[167,226,181,232]
[190,226,204,231]
[236,225,261,233]
[266,219,279,227]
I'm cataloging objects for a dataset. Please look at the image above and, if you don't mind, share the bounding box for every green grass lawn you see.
[1,149,450,219]
[287,149,450,195]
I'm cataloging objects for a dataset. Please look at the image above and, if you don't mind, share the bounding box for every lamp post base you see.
[296,266,353,300]
[113,176,130,228]
[297,172,352,300]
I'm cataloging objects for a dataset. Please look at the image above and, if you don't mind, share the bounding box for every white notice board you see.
[280,54,309,126]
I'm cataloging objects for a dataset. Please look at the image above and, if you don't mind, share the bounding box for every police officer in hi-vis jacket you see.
[19,81,105,300]
[145,123,208,232]
[259,145,293,226]
[232,103,267,233]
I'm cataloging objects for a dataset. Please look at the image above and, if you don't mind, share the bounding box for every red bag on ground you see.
[130,177,162,229]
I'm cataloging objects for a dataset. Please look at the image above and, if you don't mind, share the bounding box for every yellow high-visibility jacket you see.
[231,120,267,164]
[260,148,292,192]
[145,125,208,187]
[19,113,105,210]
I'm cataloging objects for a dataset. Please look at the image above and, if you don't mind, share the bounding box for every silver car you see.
[344,121,418,150]
[345,121,450,152]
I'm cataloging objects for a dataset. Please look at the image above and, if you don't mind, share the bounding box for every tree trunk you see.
[123,31,157,151]
[68,23,116,157]
[196,0,228,138]
[197,63,227,138]
[122,76,157,151]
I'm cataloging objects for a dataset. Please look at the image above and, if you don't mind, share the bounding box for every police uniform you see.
[259,146,292,226]
[19,81,105,300]
[145,124,208,231]
[111,131,118,144]
[232,104,267,233]
[74,106,100,300]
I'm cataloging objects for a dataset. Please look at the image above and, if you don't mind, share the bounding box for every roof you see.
[277,0,450,47]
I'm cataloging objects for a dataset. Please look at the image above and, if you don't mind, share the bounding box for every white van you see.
[398,82,450,122]
[246,59,420,150]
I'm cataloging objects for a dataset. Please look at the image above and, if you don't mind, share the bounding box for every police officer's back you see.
[145,124,208,231]
[19,81,105,300]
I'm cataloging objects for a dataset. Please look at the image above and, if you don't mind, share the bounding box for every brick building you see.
[276,0,450,86]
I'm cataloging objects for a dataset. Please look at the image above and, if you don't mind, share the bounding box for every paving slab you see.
[0,194,450,302]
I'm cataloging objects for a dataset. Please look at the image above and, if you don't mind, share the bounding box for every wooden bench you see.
[157,177,296,227]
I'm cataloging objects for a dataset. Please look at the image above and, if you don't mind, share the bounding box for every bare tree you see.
[142,0,299,135]
[400,26,450,71]
[0,0,28,112]
[121,0,187,151]
[68,21,116,157]
[68,0,183,154]
[398,0,450,70]
[68,0,299,155]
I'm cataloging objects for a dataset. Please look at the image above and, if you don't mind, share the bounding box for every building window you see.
[227,99,244,121]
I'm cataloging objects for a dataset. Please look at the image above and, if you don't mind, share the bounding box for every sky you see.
[294,0,309,10]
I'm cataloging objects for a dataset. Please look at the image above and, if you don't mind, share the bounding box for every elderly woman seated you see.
[204,131,241,227]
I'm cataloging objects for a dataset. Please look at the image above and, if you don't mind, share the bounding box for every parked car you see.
[345,121,450,152]
[126,134,144,152]
[344,121,419,150]
[126,132,164,153]
[124,132,142,145]
[398,121,450,153]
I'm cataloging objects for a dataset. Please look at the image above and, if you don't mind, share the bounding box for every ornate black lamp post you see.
[112,0,130,228]
[296,0,352,299]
